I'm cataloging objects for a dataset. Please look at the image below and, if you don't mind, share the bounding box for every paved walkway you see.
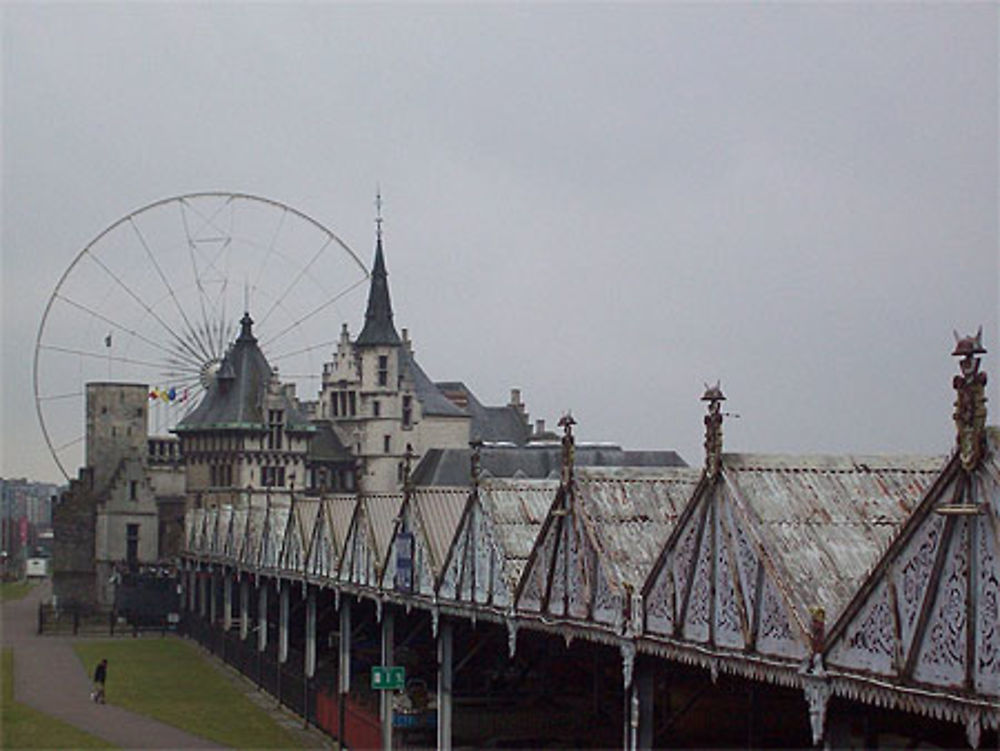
[2,581,329,749]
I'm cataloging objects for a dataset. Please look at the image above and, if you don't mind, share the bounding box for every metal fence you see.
[37,603,174,637]
[182,615,316,731]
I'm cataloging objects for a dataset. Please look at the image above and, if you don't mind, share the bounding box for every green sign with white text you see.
[371,665,405,690]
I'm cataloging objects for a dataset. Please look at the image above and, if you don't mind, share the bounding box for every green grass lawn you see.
[0,579,36,602]
[73,638,310,749]
[1,648,114,749]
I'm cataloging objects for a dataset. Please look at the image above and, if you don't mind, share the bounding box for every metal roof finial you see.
[952,328,988,471]
[470,439,483,489]
[375,186,383,242]
[702,381,725,479]
[558,412,576,487]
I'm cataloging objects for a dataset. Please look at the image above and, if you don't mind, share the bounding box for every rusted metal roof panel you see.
[575,467,702,592]
[723,453,944,627]
[479,478,558,587]
[412,487,469,577]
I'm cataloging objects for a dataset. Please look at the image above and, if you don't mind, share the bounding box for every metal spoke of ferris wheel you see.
[260,276,369,352]
[53,293,206,372]
[85,250,209,366]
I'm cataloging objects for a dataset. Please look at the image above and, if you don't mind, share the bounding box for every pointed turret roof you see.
[355,236,401,347]
[175,312,311,433]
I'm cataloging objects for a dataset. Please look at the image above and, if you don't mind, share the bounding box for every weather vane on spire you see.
[375,186,383,241]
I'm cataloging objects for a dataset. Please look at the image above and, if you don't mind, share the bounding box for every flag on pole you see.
[105,333,112,348]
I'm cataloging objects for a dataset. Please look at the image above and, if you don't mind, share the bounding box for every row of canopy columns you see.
[181,564,649,751]
[186,564,968,750]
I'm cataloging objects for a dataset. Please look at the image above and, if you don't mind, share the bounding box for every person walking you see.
[92,658,107,703]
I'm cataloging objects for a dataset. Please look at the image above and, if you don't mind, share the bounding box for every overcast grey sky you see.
[2,3,997,484]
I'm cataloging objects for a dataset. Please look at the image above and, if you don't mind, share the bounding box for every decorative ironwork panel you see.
[644,555,674,636]
[310,518,335,579]
[282,514,303,573]
[672,507,704,625]
[439,522,466,601]
[892,513,946,662]
[519,525,556,614]
[548,522,568,618]
[914,518,970,688]
[756,574,806,660]
[714,500,744,649]
[228,509,246,561]
[827,581,895,674]
[593,558,620,628]
[682,511,712,643]
[567,519,591,621]
[473,504,492,605]
[974,514,1000,695]
[725,495,760,633]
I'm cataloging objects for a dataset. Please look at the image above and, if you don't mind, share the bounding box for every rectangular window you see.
[339,392,347,417]
[383,435,391,454]
[349,392,356,417]
[378,355,389,387]
[402,395,412,429]
[267,410,284,450]
[126,523,139,571]
[129,480,138,501]
[373,400,381,417]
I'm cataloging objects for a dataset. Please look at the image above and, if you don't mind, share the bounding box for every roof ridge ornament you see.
[702,382,725,479]
[558,412,576,488]
[952,327,988,472]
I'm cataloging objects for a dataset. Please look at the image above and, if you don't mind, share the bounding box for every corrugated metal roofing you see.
[412,487,469,577]
[363,493,405,567]
[479,478,558,589]
[295,498,320,552]
[722,453,944,629]
[575,467,703,593]
[325,495,357,556]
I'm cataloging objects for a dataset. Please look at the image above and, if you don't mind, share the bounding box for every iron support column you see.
[279,583,289,664]
[257,581,268,652]
[199,569,208,618]
[380,607,395,750]
[305,587,317,677]
[240,577,250,640]
[223,573,232,631]
[637,658,653,750]
[209,569,217,625]
[338,598,352,751]
[437,619,453,751]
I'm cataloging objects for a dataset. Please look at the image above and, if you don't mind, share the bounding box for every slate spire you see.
[355,198,401,347]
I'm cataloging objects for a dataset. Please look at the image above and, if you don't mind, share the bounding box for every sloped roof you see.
[362,493,405,572]
[435,381,531,445]
[722,452,944,629]
[574,466,703,593]
[176,313,311,433]
[399,349,466,418]
[410,487,468,578]
[355,237,401,347]
[479,478,558,589]
[308,421,353,463]
[412,444,687,486]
